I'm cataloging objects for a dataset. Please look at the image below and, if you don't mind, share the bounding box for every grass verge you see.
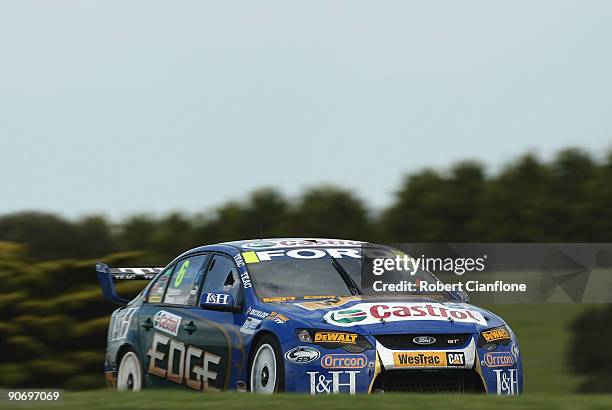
[3,391,612,410]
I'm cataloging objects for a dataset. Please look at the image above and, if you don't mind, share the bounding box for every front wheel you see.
[117,351,144,391]
[249,335,284,393]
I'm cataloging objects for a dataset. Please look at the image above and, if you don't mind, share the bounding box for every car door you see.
[137,254,208,389]
[178,253,248,392]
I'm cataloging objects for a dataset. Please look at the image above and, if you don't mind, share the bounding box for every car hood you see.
[261,296,505,334]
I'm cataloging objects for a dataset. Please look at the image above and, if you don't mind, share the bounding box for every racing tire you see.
[249,335,285,393]
[117,351,144,391]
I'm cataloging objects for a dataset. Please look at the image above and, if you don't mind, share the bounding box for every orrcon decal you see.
[323,302,488,327]
[483,352,515,368]
[321,354,367,369]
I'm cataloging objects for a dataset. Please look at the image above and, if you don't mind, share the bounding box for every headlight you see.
[296,329,312,343]
[477,325,512,351]
[295,329,373,353]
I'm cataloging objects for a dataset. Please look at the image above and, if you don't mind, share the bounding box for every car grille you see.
[374,334,471,349]
[372,369,485,393]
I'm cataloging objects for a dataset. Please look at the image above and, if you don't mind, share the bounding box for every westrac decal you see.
[323,302,488,327]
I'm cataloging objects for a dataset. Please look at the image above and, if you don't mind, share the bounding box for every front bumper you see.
[283,334,523,394]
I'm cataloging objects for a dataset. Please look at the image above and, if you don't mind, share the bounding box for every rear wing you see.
[96,263,163,305]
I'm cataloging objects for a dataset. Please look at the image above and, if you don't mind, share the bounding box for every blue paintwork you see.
[100,238,523,394]
[96,263,129,305]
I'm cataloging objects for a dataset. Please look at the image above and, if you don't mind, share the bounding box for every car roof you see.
[183,238,368,254]
[221,238,367,248]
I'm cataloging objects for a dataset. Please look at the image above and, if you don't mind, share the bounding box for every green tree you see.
[584,151,612,240]
[474,154,553,241]
[0,212,81,260]
[74,216,115,258]
[119,214,157,251]
[193,188,291,244]
[547,148,597,241]
[148,213,195,261]
[381,162,486,242]
[568,305,612,392]
[288,186,371,239]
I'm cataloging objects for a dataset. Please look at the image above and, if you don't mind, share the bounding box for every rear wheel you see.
[249,335,284,393]
[117,351,143,391]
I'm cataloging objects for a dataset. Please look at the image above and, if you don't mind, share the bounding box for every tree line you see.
[2,148,612,264]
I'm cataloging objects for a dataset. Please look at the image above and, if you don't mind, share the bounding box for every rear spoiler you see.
[96,263,163,305]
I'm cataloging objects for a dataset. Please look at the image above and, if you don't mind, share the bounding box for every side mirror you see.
[200,291,240,312]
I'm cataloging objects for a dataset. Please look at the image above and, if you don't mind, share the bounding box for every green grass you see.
[485,304,591,394]
[2,391,612,410]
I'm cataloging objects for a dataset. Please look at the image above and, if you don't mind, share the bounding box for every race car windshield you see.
[246,247,450,300]
[248,257,358,298]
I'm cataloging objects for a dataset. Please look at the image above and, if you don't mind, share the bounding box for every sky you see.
[1,1,611,219]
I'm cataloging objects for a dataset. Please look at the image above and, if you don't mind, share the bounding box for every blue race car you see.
[96,238,523,394]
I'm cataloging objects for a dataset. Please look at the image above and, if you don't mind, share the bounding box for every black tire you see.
[249,334,285,393]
